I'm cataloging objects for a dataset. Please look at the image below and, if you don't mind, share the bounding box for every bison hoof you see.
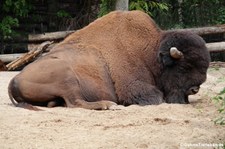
[99,101,116,110]
[108,104,125,110]
[47,101,57,107]
[98,100,126,110]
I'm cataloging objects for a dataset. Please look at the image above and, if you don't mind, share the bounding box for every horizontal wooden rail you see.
[0,42,224,63]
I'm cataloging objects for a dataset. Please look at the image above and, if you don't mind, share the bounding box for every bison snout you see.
[186,86,200,95]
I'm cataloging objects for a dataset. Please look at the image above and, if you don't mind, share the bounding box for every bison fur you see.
[8,10,210,110]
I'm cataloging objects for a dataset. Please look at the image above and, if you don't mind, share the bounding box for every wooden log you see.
[28,31,74,42]
[0,42,56,63]
[28,42,57,51]
[26,25,225,42]
[6,41,53,71]
[210,61,225,68]
[3,24,225,43]
[206,42,225,52]
[2,31,74,42]
[174,26,225,35]
[0,54,24,63]
[0,41,224,65]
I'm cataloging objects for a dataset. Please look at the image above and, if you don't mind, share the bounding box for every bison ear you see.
[158,47,184,67]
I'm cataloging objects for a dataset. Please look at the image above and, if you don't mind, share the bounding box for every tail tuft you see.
[8,78,43,111]
[16,102,43,111]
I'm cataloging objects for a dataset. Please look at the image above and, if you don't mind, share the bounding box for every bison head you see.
[157,31,210,104]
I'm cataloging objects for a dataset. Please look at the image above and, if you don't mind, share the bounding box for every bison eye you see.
[186,86,200,95]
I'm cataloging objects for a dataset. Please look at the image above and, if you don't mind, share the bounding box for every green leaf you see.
[57,10,72,18]
[219,87,225,95]
[214,117,225,125]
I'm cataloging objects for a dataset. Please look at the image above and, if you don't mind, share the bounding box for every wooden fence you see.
[0,25,225,70]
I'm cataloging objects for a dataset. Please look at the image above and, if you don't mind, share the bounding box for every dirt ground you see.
[0,65,225,149]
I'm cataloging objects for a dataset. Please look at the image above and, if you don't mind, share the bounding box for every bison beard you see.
[8,10,210,110]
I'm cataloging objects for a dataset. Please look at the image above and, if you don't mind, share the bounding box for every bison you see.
[8,10,210,110]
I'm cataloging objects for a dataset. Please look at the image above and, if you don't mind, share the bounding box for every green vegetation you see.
[98,0,116,17]
[98,0,225,29]
[56,10,72,18]
[1,0,225,39]
[0,16,19,39]
[129,0,169,17]
[0,0,32,39]
[213,87,225,125]
[98,0,169,18]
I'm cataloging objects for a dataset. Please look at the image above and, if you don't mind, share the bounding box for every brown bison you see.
[8,11,210,110]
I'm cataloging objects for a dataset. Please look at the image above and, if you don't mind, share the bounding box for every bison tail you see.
[8,79,42,111]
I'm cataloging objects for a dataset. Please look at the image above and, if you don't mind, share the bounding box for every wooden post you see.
[115,0,129,11]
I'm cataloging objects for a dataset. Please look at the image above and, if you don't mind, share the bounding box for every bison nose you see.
[187,86,200,95]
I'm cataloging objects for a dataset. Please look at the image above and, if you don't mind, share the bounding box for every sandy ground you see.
[0,66,225,149]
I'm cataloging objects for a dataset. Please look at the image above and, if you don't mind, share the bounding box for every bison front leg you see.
[165,90,189,104]
[118,81,164,106]
[74,99,120,110]
[64,97,118,110]
[61,90,118,110]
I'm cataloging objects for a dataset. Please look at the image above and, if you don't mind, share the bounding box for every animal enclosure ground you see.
[0,65,225,149]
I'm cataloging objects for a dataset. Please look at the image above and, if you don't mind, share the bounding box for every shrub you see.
[213,87,225,125]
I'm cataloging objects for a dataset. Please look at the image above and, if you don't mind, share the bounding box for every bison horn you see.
[170,47,184,59]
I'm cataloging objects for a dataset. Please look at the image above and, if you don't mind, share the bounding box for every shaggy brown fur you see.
[8,11,210,110]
